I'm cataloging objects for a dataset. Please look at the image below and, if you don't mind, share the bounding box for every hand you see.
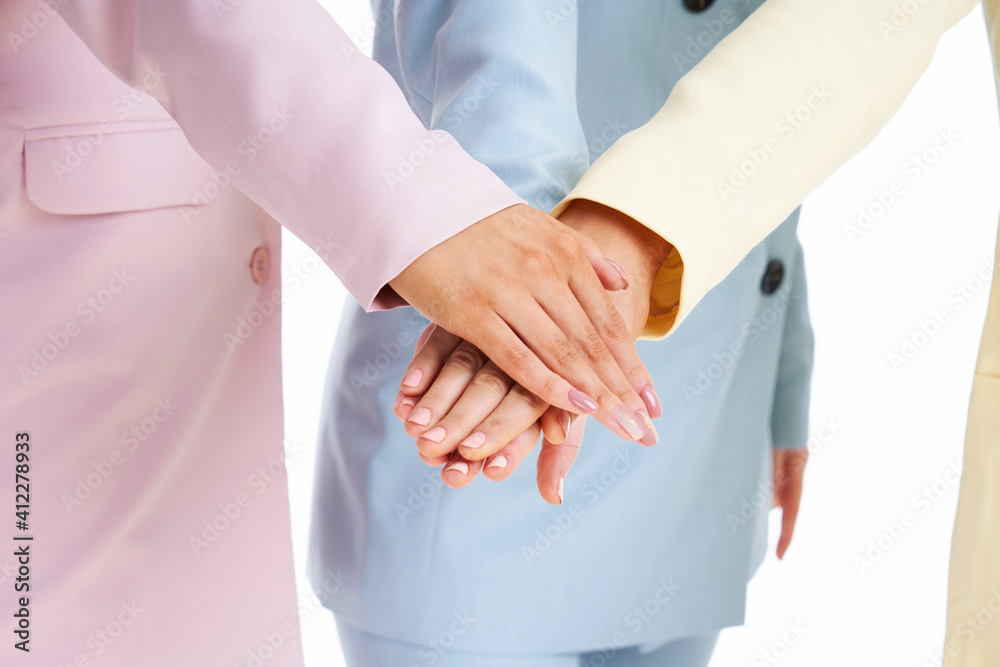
[773,446,808,559]
[394,201,673,499]
[389,203,661,443]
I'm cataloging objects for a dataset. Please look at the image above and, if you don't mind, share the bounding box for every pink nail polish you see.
[402,368,423,388]
[461,432,487,449]
[605,259,629,288]
[444,460,470,475]
[635,410,658,446]
[568,389,598,413]
[408,407,432,426]
[640,385,662,418]
[559,411,572,436]
[615,408,645,441]
[422,426,447,443]
[486,455,507,470]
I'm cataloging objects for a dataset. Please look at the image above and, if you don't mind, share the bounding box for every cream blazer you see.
[557,0,999,663]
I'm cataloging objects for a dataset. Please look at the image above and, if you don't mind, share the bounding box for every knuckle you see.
[503,343,533,373]
[591,387,616,409]
[509,383,547,411]
[449,344,485,375]
[550,233,581,264]
[581,331,611,364]
[473,365,513,397]
[549,337,578,368]
[600,308,631,341]
[523,247,562,281]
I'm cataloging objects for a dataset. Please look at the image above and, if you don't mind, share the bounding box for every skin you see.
[388,203,661,445]
[394,200,669,490]
[394,201,808,554]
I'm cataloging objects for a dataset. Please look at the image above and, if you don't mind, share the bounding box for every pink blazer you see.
[0,1,518,664]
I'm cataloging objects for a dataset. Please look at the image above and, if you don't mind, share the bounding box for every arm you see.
[53,0,517,310]
[383,0,662,454]
[770,237,814,559]
[555,0,981,339]
[51,0,652,426]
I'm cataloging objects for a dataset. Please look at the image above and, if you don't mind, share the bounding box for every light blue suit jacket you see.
[309,0,813,654]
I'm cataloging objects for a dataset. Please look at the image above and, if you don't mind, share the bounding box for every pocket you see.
[23,119,212,215]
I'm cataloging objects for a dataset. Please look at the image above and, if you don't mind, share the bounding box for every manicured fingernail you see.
[422,426,446,443]
[568,389,598,413]
[557,477,565,504]
[615,408,645,441]
[635,410,658,446]
[444,460,469,475]
[640,385,662,418]
[408,407,432,426]
[486,455,507,470]
[401,368,423,388]
[461,432,487,449]
[559,411,573,437]
[605,259,629,288]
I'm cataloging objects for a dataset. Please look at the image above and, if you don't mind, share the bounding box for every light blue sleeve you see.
[771,241,815,449]
[374,0,589,212]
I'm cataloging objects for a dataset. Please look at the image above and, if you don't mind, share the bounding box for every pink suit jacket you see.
[0,0,519,664]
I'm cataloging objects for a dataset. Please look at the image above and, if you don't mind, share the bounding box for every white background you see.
[280,4,1000,666]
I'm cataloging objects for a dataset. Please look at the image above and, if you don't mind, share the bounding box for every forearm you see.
[557,0,980,338]
[53,0,519,309]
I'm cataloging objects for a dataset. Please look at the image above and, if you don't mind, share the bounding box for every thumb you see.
[536,415,588,505]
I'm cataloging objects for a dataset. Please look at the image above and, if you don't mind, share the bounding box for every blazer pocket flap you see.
[24,121,213,215]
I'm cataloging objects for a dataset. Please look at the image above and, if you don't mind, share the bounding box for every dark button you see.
[761,260,785,295]
[683,0,716,12]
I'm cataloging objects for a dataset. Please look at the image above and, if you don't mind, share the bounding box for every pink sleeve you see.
[52,0,522,309]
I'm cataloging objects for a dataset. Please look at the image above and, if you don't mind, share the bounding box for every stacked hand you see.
[392,201,672,503]
[389,203,663,446]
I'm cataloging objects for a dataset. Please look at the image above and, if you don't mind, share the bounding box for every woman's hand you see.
[388,203,658,443]
[394,201,673,499]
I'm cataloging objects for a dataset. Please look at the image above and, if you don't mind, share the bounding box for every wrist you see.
[558,200,671,295]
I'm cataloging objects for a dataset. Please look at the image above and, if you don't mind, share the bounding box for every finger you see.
[558,224,629,292]
[399,324,462,398]
[506,298,655,445]
[469,311,606,419]
[417,359,517,459]
[394,391,417,422]
[418,452,450,467]
[407,341,488,447]
[539,406,573,445]
[481,422,542,482]
[776,448,809,559]
[562,259,662,421]
[440,452,483,489]
[456,382,550,461]
[536,415,588,505]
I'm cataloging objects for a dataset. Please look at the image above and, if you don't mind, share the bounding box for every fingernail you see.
[640,385,662,418]
[568,389,598,413]
[635,410,659,446]
[408,407,432,426]
[401,368,423,388]
[444,460,470,475]
[615,407,645,441]
[559,411,573,437]
[461,432,487,449]
[605,259,629,288]
[486,455,507,470]
[422,426,447,443]
[557,477,565,504]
